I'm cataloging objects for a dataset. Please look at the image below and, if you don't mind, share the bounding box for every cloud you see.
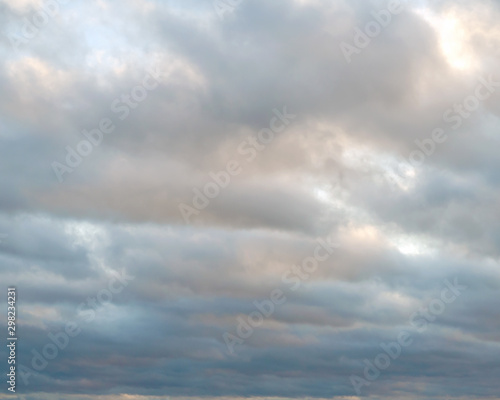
[1,0,499,398]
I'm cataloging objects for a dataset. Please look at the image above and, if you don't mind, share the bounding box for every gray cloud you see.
[1,0,499,398]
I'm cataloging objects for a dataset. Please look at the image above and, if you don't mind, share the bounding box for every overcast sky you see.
[1,0,500,399]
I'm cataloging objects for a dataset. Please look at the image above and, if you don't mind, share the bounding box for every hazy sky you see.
[1,0,500,399]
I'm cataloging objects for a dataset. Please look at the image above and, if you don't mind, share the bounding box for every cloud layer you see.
[1,0,500,398]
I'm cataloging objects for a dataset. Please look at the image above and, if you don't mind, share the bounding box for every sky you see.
[1,0,500,399]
